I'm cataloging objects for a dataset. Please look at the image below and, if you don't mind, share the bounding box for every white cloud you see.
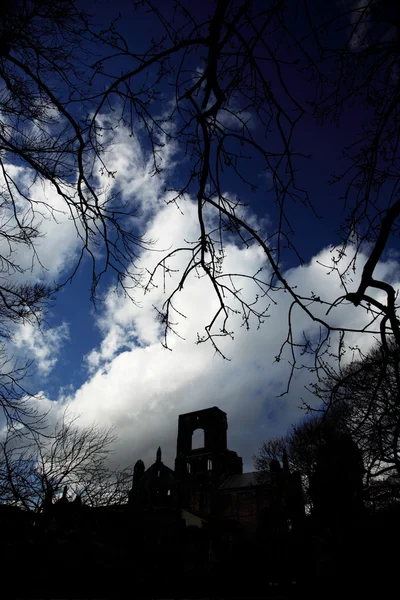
[36,193,400,476]
[94,114,177,217]
[0,115,175,293]
[0,120,178,387]
[3,120,398,479]
[13,322,69,376]
[0,163,82,284]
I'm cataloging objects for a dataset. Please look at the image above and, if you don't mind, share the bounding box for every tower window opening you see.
[207,458,212,471]
[192,428,205,450]
[187,462,191,474]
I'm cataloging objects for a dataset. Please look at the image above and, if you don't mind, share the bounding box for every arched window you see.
[192,428,205,449]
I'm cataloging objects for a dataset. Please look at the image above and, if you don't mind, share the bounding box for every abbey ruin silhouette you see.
[127,406,304,532]
[0,406,381,597]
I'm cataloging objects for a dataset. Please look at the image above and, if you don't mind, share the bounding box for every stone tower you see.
[175,406,242,516]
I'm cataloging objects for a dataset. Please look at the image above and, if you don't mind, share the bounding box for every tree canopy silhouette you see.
[312,340,400,504]
[0,0,399,428]
[82,0,400,379]
[255,339,400,511]
[0,410,130,511]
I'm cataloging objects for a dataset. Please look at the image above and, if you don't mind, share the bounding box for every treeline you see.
[254,340,400,513]
[0,411,131,512]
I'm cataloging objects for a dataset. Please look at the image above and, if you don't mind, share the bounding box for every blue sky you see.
[3,0,400,474]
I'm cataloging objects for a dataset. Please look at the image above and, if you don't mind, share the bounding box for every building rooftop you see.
[179,406,226,418]
[220,471,270,490]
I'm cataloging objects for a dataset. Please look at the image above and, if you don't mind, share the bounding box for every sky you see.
[2,0,399,476]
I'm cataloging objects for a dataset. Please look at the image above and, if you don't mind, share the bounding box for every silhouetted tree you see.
[0,343,49,432]
[312,341,400,506]
[0,410,131,511]
[303,0,400,335]
[309,433,365,526]
[255,339,400,511]
[0,0,150,430]
[85,0,400,383]
[254,408,349,508]
[254,436,288,471]
[0,0,150,291]
[1,0,400,417]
